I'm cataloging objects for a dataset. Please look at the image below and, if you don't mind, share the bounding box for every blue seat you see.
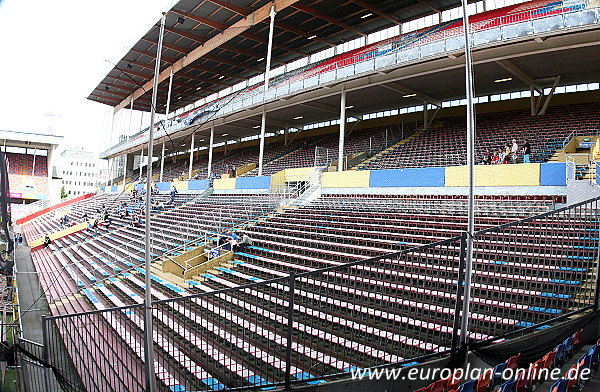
[554,344,566,365]
[588,345,600,368]
[491,362,507,388]
[497,379,517,392]
[550,378,568,392]
[458,379,477,392]
[563,337,574,354]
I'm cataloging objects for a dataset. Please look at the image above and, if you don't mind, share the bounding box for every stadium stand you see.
[358,102,600,170]
[19,187,600,390]
[17,0,600,390]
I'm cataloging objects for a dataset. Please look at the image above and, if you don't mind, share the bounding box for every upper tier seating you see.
[360,102,600,170]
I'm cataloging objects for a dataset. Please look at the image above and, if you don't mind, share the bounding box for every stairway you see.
[352,128,424,170]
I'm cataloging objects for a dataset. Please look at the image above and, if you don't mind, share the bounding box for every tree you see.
[60,186,68,200]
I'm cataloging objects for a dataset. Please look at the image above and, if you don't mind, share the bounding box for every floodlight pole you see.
[258,5,276,177]
[459,0,476,346]
[143,11,166,392]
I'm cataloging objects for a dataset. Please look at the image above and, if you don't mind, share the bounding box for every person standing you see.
[511,139,519,163]
[523,139,531,163]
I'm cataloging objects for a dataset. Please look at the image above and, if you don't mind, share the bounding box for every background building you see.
[57,147,105,197]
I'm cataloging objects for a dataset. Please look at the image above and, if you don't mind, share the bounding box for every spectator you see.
[236,234,253,251]
[491,151,500,164]
[169,185,178,204]
[482,151,492,165]
[523,139,531,163]
[503,143,511,164]
[43,235,51,248]
[511,139,519,163]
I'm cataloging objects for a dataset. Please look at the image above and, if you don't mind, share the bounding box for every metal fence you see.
[32,196,600,391]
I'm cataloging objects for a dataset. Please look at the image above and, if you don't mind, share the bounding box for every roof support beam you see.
[142,37,262,72]
[348,0,402,25]
[207,0,249,16]
[495,59,544,94]
[165,26,286,65]
[291,3,366,37]
[381,82,441,107]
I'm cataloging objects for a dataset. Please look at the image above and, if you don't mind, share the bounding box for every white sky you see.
[0,0,175,156]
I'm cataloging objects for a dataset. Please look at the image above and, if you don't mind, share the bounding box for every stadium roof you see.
[88,0,475,113]
[0,130,63,151]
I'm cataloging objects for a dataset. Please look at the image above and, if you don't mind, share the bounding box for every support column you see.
[159,140,165,183]
[143,12,165,392]
[284,126,289,146]
[139,148,144,179]
[258,108,267,176]
[459,0,476,347]
[122,154,128,186]
[188,132,195,179]
[165,69,174,126]
[423,102,429,130]
[257,5,276,177]
[338,88,347,172]
[128,97,134,136]
[207,124,215,179]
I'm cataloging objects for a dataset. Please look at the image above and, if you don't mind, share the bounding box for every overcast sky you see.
[0,0,174,156]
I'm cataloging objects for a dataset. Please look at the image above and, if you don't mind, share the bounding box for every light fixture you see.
[403,93,417,98]
[257,57,265,62]
[104,86,110,91]
[222,133,228,136]
[361,13,372,19]
[253,125,261,129]
[178,96,182,99]
[345,105,354,109]
[308,35,316,40]
[181,143,185,146]
[199,139,205,142]
[126,63,133,69]
[176,16,185,25]
[294,115,303,120]
[218,75,225,80]
[196,86,202,90]
[494,77,513,83]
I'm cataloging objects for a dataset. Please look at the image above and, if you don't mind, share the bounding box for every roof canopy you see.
[88,0,466,113]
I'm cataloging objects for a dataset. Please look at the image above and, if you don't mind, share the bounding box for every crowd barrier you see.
[100,163,569,194]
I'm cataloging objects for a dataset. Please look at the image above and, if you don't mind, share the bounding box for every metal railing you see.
[36,196,600,391]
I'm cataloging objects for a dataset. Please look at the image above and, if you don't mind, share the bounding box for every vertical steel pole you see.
[122,154,128,186]
[41,316,51,392]
[338,87,346,172]
[165,69,174,125]
[594,199,600,311]
[284,272,296,390]
[258,6,276,177]
[258,108,267,176]
[207,124,215,179]
[143,12,165,392]
[459,0,476,346]
[159,141,165,183]
[188,132,195,179]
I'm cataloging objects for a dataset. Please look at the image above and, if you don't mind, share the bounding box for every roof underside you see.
[88,0,466,113]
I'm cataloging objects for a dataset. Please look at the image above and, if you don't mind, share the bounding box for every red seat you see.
[505,354,520,371]
[476,369,492,392]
